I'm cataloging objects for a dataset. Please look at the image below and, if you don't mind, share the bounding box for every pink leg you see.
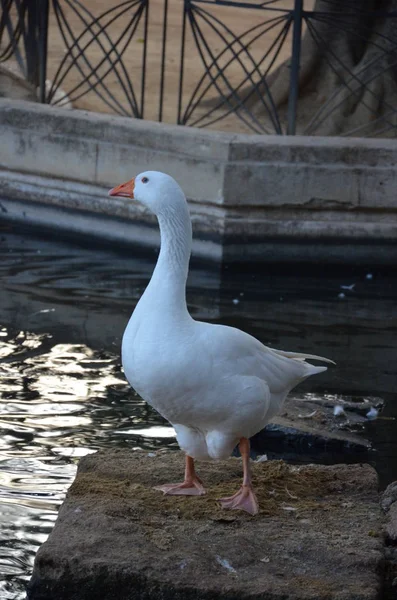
[154,455,205,496]
[218,437,259,515]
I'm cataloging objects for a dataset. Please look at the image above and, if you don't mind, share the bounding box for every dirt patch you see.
[70,456,340,520]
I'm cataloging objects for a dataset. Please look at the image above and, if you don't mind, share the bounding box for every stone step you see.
[28,450,384,600]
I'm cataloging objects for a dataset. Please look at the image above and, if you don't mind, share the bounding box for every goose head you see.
[109,171,187,217]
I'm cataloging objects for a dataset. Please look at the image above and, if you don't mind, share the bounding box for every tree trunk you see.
[244,0,397,136]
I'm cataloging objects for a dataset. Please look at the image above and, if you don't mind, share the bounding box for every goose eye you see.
[142,177,149,184]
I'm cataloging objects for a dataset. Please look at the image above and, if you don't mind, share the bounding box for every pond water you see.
[0,224,396,600]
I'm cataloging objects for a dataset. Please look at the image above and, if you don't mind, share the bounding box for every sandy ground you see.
[4,0,313,133]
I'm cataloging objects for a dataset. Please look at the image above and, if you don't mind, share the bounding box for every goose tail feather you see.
[272,349,335,365]
[272,349,336,370]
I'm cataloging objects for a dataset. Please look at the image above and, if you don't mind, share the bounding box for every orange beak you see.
[108,177,135,198]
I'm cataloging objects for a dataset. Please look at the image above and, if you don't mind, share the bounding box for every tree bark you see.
[244,0,397,136]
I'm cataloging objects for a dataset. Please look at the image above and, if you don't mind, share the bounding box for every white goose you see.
[109,171,333,515]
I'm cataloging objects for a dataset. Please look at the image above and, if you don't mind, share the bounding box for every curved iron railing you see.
[1,0,397,136]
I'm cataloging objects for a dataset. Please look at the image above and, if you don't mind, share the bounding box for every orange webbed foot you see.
[154,477,205,496]
[218,484,259,515]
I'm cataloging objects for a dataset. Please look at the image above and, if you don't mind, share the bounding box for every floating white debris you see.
[281,505,297,512]
[216,556,237,573]
[256,454,268,462]
[147,452,156,457]
[340,284,355,291]
[232,298,239,305]
[260,556,270,563]
[30,308,56,317]
[239,292,244,297]
[333,405,346,417]
[366,273,373,280]
[338,292,346,299]
[366,407,378,420]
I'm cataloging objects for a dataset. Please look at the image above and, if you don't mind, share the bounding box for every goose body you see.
[123,315,327,461]
[110,171,333,515]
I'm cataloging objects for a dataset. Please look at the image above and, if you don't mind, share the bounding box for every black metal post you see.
[158,0,168,121]
[26,0,39,87]
[140,0,149,119]
[38,0,49,103]
[287,0,303,135]
[177,0,187,125]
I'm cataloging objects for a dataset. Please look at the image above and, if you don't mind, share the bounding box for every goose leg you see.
[154,455,205,496]
[218,437,259,515]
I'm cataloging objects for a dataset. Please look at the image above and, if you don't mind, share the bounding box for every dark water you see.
[0,224,396,599]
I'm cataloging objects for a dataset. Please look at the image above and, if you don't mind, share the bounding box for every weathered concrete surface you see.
[27,450,384,600]
[1,99,397,263]
[382,482,397,542]
[381,483,397,599]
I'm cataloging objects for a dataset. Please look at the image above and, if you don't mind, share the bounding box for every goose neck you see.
[145,206,192,317]
[155,207,192,283]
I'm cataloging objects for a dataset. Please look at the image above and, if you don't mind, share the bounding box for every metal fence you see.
[1,0,397,136]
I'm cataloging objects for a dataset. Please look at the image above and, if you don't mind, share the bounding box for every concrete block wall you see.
[0,99,396,262]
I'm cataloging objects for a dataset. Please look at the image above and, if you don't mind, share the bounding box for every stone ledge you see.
[27,450,384,600]
[1,169,397,264]
[229,133,397,165]
[1,100,397,262]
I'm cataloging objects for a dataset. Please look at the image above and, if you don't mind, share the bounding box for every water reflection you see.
[0,327,178,600]
[0,226,396,599]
